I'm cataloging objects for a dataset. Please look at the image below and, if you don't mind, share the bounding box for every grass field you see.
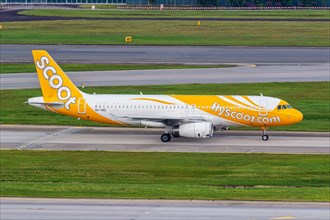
[0,63,232,74]
[1,151,329,201]
[1,82,329,131]
[1,20,328,46]
[20,9,330,19]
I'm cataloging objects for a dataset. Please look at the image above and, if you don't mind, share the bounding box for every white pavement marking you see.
[15,127,79,150]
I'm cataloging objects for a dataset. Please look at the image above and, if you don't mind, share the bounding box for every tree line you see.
[198,0,328,6]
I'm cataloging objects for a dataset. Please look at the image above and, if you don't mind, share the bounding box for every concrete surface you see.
[1,125,329,154]
[1,45,329,64]
[1,64,329,89]
[1,197,329,220]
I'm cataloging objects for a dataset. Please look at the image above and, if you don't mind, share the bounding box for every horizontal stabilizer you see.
[27,101,64,109]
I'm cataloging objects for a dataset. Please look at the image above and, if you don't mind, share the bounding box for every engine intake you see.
[172,122,213,138]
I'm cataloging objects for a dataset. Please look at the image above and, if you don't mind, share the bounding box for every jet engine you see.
[172,122,213,138]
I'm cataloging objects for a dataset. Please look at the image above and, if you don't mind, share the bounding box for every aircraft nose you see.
[294,110,303,123]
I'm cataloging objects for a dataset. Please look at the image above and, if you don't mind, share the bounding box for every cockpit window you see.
[278,104,293,110]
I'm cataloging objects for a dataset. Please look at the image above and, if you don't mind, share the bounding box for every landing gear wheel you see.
[262,134,269,141]
[161,133,172,142]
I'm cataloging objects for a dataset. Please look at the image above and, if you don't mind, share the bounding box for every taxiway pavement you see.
[1,125,329,154]
[1,197,329,220]
[1,64,329,90]
[1,45,329,64]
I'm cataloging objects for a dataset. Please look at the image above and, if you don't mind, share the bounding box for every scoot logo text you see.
[211,103,280,124]
[36,56,76,110]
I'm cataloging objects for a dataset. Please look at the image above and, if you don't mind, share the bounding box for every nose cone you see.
[294,110,303,124]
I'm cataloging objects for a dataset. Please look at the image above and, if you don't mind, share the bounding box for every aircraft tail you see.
[32,50,83,110]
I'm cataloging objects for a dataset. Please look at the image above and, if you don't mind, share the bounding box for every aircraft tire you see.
[161,133,172,142]
[262,134,269,141]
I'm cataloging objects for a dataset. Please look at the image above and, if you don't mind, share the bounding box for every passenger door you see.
[259,99,268,117]
[78,98,86,114]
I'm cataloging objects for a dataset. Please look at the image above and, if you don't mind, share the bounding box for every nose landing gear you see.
[261,126,269,141]
[262,134,269,141]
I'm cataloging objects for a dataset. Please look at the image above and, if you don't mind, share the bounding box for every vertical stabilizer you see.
[32,50,83,111]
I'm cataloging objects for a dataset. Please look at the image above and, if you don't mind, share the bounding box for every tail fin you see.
[32,50,83,110]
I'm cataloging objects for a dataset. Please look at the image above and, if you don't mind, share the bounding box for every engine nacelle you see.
[172,122,213,138]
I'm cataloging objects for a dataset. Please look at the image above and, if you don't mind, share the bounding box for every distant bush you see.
[198,0,218,6]
[227,0,246,6]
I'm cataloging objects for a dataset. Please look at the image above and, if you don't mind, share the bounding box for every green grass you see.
[1,151,329,201]
[20,9,330,19]
[0,63,234,74]
[0,82,329,131]
[1,20,329,46]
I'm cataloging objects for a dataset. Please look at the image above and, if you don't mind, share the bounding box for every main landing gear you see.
[161,126,173,142]
[161,133,171,142]
[261,126,269,141]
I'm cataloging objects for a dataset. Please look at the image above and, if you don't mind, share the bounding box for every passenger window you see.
[282,105,287,110]
[287,105,292,109]
[277,105,281,110]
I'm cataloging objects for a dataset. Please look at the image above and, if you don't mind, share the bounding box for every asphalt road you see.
[1,125,329,154]
[1,45,329,64]
[2,64,329,89]
[1,198,329,220]
[2,8,330,22]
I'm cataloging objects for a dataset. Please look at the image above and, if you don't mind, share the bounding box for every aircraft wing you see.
[110,114,206,125]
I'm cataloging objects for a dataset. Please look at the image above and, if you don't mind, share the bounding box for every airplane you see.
[27,50,303,142]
